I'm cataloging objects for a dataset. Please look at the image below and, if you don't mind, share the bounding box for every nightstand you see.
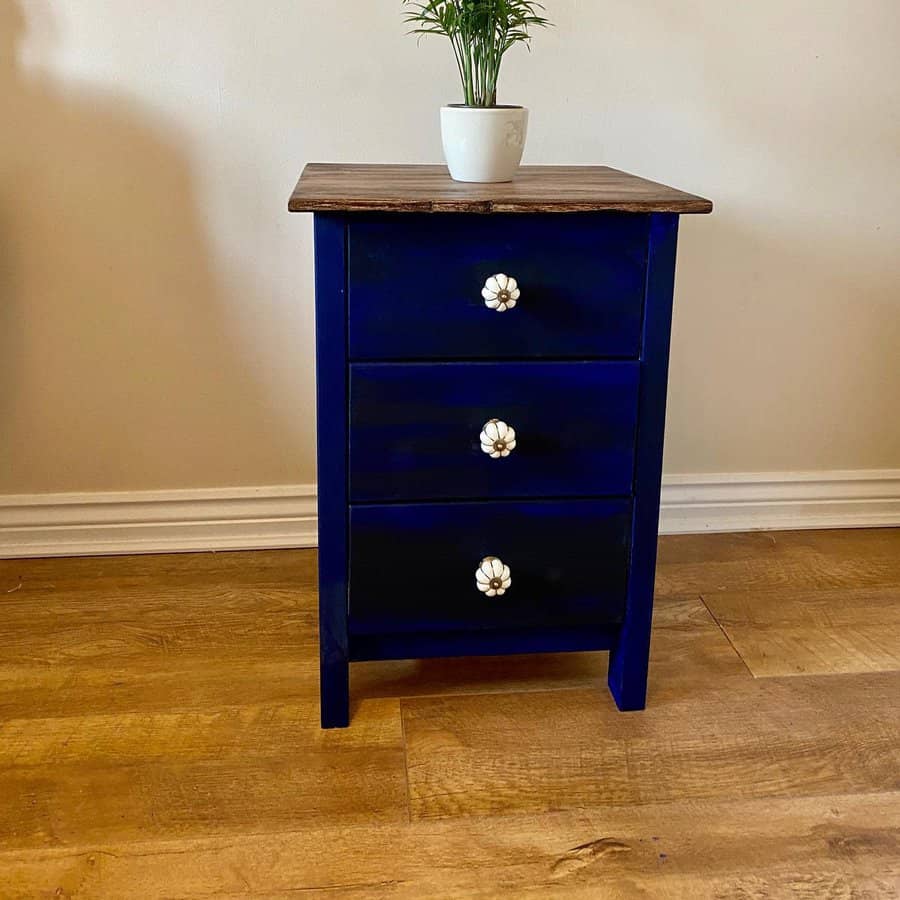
[289,164,712,727]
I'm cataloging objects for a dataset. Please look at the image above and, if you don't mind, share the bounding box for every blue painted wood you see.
[347,213,649,360]
[349,361,639,502]
[608,213,680,711]
[349,499,631,636]
[350,626,617,662]
[313,213,350,728]
[309,202,688,727]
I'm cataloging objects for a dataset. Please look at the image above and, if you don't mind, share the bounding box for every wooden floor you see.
[1,529,898,898]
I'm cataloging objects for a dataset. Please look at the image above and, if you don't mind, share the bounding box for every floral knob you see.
[480,419,516,459]
[482,274,520,312]
[476,557,511,597]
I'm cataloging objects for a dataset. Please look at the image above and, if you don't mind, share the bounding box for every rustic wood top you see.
[289,164,713,215]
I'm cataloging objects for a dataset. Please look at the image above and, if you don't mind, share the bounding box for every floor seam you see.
[699,592,756,678]
[399,700,413,825]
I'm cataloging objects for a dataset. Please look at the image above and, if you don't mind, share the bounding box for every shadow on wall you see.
[0,0,288,493]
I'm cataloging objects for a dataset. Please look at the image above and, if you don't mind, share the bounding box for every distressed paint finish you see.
[300,166,707,727]
[608,213,681,712]
[347,213,649,360]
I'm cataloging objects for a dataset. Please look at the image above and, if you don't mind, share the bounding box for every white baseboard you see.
[660,470,900,534]
[0,485,318,559]
[1,471,898,559]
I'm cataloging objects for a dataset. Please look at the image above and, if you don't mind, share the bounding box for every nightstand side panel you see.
[313,213,350,729]
[609,212,680,710]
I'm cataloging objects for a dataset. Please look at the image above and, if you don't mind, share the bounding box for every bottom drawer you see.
[349,500,631,635]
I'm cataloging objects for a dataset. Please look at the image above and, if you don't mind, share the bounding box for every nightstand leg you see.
[608,610,652,711]
[609,213,679,713]
[320,627,349,729]
[314,212,351,729]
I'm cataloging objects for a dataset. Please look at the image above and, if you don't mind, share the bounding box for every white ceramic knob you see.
[482,273,520,312]
[480,419,517,459]
[475,557,511,597]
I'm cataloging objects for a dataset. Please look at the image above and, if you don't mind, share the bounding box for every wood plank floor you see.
[0,529,898,898]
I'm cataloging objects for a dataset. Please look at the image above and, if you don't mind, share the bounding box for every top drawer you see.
[347,213,649,360]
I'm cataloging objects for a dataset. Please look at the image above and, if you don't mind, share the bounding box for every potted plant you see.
[403,0,551,183]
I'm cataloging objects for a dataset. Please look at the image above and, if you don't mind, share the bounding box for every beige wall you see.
[2,0,898,496]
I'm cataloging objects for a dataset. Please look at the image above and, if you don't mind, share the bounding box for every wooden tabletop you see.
[289,164,713,215]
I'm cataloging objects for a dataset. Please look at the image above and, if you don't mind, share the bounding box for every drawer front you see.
[349,499,631,635]
[350,361,639,502]
[348,213,648,360]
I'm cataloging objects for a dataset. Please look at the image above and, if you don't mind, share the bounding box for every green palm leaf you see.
[402,0,552,107]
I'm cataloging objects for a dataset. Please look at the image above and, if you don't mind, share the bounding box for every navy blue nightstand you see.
[289,164,712,727]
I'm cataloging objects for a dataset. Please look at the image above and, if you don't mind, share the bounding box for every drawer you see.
[348,213,649,360]
[349,499,631,635]
[350,361,639,502]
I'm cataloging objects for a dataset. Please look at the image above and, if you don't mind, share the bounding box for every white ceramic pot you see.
[440,105,529,183]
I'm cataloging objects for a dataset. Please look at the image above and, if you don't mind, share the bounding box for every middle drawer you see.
[350,361,639,502]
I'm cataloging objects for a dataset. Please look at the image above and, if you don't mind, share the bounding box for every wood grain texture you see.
[705,586,900,677]
[703,580,900,677]
[659,528,900,677]
[657,527,900,597]
[0,699,406,852]
[402,672,900,820]
[1,530,899,897]
[289,164,714,214]
[0,549,319,721]
[2,792,897,899]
